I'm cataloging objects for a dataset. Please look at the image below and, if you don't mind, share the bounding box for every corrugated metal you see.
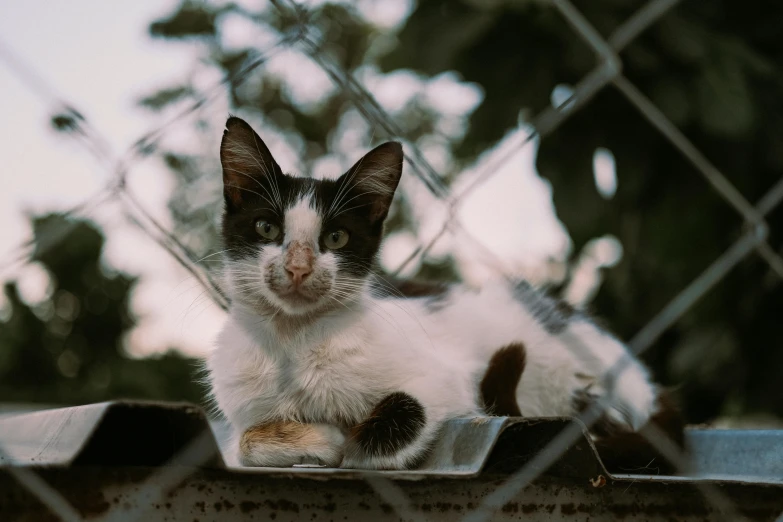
[1,401,782,521]
[0,401,224,468]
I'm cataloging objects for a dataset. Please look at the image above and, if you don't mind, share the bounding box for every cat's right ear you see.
[220,116,282,210]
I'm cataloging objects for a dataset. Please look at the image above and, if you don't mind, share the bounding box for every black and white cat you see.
[207,116,670,470]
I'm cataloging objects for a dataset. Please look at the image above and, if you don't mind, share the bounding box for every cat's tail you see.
[585,388,687,475]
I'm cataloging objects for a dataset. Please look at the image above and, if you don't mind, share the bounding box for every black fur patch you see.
[350,392,426,457]
[480,343,526,416]
[512,280,576,334]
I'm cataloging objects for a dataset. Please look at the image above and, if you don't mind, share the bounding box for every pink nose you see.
[285,264,312,286]
[285,241,314,287]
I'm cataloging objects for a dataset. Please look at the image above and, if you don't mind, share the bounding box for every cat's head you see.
[219,116,402,316]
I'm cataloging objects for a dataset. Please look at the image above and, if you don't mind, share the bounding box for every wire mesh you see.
[1,0,782,520]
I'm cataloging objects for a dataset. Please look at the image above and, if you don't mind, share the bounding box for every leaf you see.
[50,107,85,134]
[695,44,755,138]
[379,0,497,75]
[138,86,194,111]
[149,1,217,39]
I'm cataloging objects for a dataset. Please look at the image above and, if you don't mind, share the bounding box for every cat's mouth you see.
[263,265,332,311]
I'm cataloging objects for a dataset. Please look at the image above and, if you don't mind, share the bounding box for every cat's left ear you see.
[339,142,403,223]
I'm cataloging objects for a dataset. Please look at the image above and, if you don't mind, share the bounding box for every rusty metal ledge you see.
[2,402,783,521]
[0,401,781,486]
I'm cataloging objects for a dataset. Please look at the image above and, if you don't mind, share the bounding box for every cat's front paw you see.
[239,422,345,468]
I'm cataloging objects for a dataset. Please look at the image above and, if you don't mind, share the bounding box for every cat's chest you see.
[252,337,379,425]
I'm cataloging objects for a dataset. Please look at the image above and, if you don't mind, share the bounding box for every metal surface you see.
[685,429,783,483]
[1,402,782,521]
[3,467,783,522]
[0,401,224,468]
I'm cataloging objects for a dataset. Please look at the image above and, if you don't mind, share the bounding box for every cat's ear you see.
[339,142,403,223]
[220,116,282,209]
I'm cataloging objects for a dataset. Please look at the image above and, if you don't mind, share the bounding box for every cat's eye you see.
[323,229,349,249]
[255,220,281,241]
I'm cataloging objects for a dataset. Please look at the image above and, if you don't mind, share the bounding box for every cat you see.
[206,116,678,471]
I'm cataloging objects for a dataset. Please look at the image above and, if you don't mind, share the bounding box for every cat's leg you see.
[342,392,441,470]
[238,421,345,467]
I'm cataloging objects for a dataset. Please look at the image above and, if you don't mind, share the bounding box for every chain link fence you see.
[1,0,782,520]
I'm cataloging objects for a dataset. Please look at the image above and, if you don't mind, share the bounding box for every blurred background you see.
[0,0,781,428]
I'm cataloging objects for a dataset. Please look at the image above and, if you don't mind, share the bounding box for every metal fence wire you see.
[1,0,783,521]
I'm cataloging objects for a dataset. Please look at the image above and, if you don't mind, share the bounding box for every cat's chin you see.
[267,290,327,316]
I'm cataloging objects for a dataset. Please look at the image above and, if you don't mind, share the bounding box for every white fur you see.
[212,123,659,469]
[284,194,322,245]
[207,279,659,469]
[238,423,345,468]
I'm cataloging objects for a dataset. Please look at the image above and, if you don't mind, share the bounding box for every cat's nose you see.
[285,264,312,286]
[284,241,314,287]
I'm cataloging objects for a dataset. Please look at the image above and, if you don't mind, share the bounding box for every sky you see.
[0,0,226,356]
[0,0,618,358]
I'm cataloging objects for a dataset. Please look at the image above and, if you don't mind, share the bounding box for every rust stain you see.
[269,498,300,513]
[501,502,519,513]
[76,490,110,517]
[239,500,259,513]
[521,503,538,514]
[436,502,453,512]
[561,503,576,515]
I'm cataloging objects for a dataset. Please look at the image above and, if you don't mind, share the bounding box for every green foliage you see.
[140,1,453,273]
[388,0,783,421]
[138,0,783,422]
[50,108,85,134]
[138,86,194,110]
[0,214,205,406]
[149,1,218,39]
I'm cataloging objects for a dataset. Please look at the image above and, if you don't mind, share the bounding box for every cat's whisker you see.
[328,155,395,218]
[326,290,414,343]
[331,278,434,347]
[222,160,282,211]
[223,174,279,211]
[328,164,400,220]
[194,248,237,264]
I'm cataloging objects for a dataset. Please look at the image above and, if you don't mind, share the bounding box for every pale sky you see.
[0,0,617,358]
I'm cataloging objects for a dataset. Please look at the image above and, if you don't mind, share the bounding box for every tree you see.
[0,214,204,405]
[141,0,783,422]
[385,0,783,422]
